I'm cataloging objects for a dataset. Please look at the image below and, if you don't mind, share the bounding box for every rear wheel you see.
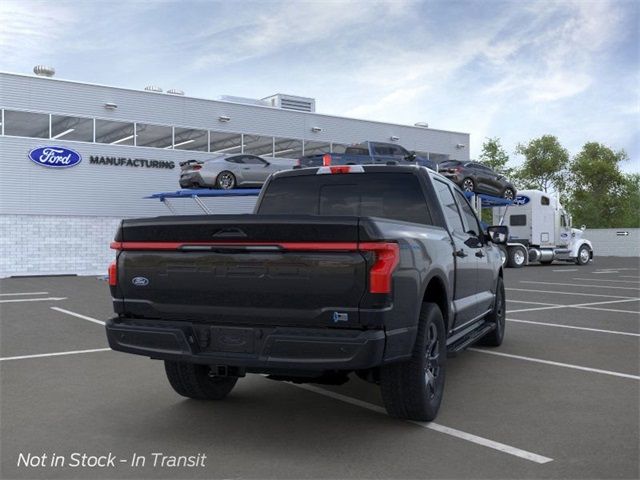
[380,302,446,421]
[216,171,236,190]
[478,277,506,347]
[164,362,238,400]
[461,178,475,193]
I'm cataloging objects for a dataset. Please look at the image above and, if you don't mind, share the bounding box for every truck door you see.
[432,179,480,327]
[558,210,571,246]
[453,189,496,315]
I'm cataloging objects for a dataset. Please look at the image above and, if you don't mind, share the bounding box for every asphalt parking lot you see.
[1,257,639,479]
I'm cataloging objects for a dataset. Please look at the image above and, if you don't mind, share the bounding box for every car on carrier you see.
[439,160,516,200]
[106,165,508,421]
[179,154,293,189]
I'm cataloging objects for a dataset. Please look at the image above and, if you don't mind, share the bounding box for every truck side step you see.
[447,322,495,355]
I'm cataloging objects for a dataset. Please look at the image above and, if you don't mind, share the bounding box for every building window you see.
[303,141,330,156]
[95,119,135,145]
[273,137,303,159]
[136,123,172,148]
[50,115,93,142]
[210,131,243,154]
[244,135,274,156]
[4,110,49,138]
[173,127,208,151]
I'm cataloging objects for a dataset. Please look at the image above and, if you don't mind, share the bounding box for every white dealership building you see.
[0,69,470,277]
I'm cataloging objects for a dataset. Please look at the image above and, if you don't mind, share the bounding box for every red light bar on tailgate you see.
[110,240,399,294]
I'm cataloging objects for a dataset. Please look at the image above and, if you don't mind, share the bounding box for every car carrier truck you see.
[491,189,593,268]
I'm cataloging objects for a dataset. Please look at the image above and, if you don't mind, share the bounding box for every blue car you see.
[297,141,438,171]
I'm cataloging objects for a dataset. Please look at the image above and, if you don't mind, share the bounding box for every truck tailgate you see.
[111,215,384,328]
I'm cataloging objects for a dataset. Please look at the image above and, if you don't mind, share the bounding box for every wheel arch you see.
[421,273,451,332]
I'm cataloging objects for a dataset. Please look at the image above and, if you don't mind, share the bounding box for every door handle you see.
[455,249,467,258]
[475,251,485,258]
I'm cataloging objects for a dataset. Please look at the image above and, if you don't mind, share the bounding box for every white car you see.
[179,155,294,189]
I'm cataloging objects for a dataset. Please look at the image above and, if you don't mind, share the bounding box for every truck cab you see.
[493,189,593,266]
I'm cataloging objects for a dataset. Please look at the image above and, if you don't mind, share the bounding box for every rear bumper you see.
[106,317,387,372]
[179,172,205,188]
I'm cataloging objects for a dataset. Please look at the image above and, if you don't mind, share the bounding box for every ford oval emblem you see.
[132,276,149,287]
[28,146,82,168]
[513,195,530,205]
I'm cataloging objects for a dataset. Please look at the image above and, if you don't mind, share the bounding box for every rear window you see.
[258,173,432,225]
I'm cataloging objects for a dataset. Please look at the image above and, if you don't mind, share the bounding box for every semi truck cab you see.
[492,189,593,267]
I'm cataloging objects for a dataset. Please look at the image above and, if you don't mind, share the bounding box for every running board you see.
[447,322,495,355]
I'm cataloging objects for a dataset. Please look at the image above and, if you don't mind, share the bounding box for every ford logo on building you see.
[131,276,149,287]
[28,146,82,168]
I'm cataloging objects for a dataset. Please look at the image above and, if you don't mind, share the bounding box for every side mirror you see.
[581,224,586,231]
[486,225,508,244]
[405,151,417,161]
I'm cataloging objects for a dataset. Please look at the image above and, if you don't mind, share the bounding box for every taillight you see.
[317,165,365,175]
[322,153,332,166]
[296,158,301,166]
[192,165,202,170]
[359,243,400,294]
[108,261,117,286]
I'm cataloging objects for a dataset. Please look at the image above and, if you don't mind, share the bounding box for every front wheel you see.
[164,362,238,400]
[576,245,591,265]
[380,303,446,421]
[502,187,515,200]
[506,246,526,268]
[216,171,236,190]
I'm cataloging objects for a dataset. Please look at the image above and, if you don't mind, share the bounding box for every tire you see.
[506,246,526,268]
[502,187,515,200]
[540,260,553,265]
[478,277,506,347]
[498,245,508,267]
[461,178,475,193]
[380,303,446,422]
[216,171,236,190]
[576,245,591,265]
[164,361,238,400]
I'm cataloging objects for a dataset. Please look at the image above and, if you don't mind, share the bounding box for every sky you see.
[1,0,638,172]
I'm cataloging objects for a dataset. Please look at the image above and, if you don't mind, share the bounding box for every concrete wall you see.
[587,228,640,257]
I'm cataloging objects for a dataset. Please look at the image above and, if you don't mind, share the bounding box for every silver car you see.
[179,155,293,189]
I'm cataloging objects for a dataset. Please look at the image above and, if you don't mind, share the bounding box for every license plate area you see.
[209,326,255,354]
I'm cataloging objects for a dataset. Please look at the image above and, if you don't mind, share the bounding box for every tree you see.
[479,137,512,176]
[566,142,636,228]
[514,135,569,193]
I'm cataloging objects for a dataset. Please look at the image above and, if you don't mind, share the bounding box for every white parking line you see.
[520,281,640,291]
[291,383,553,464]
[507,318,640,337]
[621,275,640,279]
[51,307,105,326]
[469,349,640,380]
[506,288,637,299]
[0,297,67,304]
[507,299,558,307]
[0,291,49,296]
[552,269,578,272]
[572,278,640,284]
[0,348,111,362]
[507,297,640,314]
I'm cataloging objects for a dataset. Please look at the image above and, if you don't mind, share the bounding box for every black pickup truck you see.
[106,165,508,421]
